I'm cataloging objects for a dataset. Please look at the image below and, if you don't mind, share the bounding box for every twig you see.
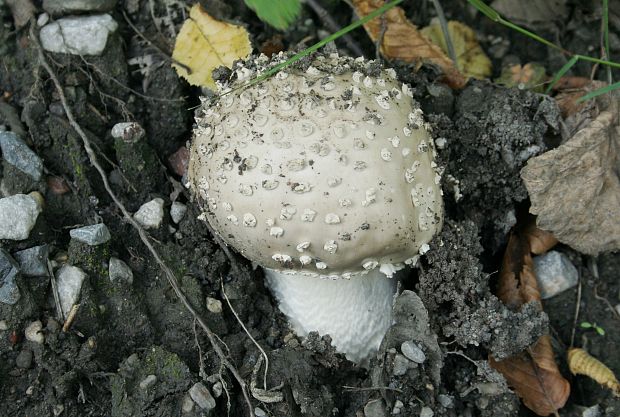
[62,303,81,332]
[122,11,191,73]
[221,279,270,392]
[342,385,403,393]
[570,274,582,348]
[303,0,365,57]
[29,22,254,417]
[46,258,64,322]
[593,284,620,322]
[429,0,457,64]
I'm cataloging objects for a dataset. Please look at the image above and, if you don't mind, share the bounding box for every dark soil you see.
[0,1,618,417]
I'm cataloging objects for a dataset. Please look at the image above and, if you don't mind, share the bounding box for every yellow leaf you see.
[420,20,492,79]
[172,4,252,89]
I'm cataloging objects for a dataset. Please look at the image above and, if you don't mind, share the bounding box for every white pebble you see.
[39,14,118,56]
[134,198,165,229]
[533,251,578,299]
[25,320,45,344]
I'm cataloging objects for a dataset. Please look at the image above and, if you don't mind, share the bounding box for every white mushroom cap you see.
[189,54,443,278]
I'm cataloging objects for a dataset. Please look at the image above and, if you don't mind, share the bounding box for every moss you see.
[67,240,110,279]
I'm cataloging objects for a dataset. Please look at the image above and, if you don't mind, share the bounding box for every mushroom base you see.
[264,268,400,363]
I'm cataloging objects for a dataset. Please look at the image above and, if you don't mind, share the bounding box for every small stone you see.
[392,400,404,415]
[139,374,157,390]
[212,381,223,397]
[181,394,195,413]
[0,131,43,181]
[134,198,165,229]
[111,122,144,143]
[170,202,187,224]
[206,297,223,313]
[420,407,433,417]
[0,249,20,305]
[364,399,387,417]
[37,13,50,27]
[39,14,118,56]
[401,341,426,363]
[69,223,111,246]
[168,146,189,177]
[189,382,216,410]
[438,394,454,408]
[43,0,117,14]
[0,320,8,331]
[0,194,42,240]
[14,245,49,276]
[56,265,87,317]
[392,354,410,376]
[53,404,64,417]
[533,251,578,299]
[109,257,133,285]
[24,320,44,344]
[254,407,267,417]
[15,349,33,369]
[582,405,600,417]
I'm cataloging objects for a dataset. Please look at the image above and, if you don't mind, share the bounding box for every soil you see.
[0,1,619,417]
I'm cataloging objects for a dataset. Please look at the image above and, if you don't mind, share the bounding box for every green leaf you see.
[244,0,301,30]
[546,55,579,93]
[596,326,606,336]
[576,80,620,103]
[580,322,593,329]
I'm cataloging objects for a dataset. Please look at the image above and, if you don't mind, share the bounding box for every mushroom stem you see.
[264,268,400,363]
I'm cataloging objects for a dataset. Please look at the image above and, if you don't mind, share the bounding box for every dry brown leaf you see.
[496,231,542,310]
[521,92,620,255]
[490,228,570,416]
[351,0,467,89]
[568,348,620,396]
[524,221,558,255]
[491,336,570,416]
[420,20,492,79]
[172,4,252,90]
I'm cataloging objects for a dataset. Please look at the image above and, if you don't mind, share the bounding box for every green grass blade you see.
[576,80,620,102]
[546,55,579,93]
[227,0,403,94]
[467,0,500,21]
[244,0,301,30]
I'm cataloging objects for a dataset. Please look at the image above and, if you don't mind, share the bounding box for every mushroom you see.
[189,53,443,362]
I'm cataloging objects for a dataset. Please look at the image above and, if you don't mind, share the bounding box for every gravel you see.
[0,131,43,181]
[39,14,118,56]
[70,223,112,246]
[0,249,20,305]
[533,251,579,299]
[0,194,42,240]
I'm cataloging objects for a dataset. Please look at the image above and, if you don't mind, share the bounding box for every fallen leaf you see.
[490,336,570,416]
[524,221,558,255]
[491,0,567,31]
[496,63,546,92]
[351,0,466,89]
[495,231,541,309]
[172,4,252,89]
[553,79,604,119]
[568,348,620,396]
[420,20,492,79]
[490,228,570,416]
[521,92,620,255]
